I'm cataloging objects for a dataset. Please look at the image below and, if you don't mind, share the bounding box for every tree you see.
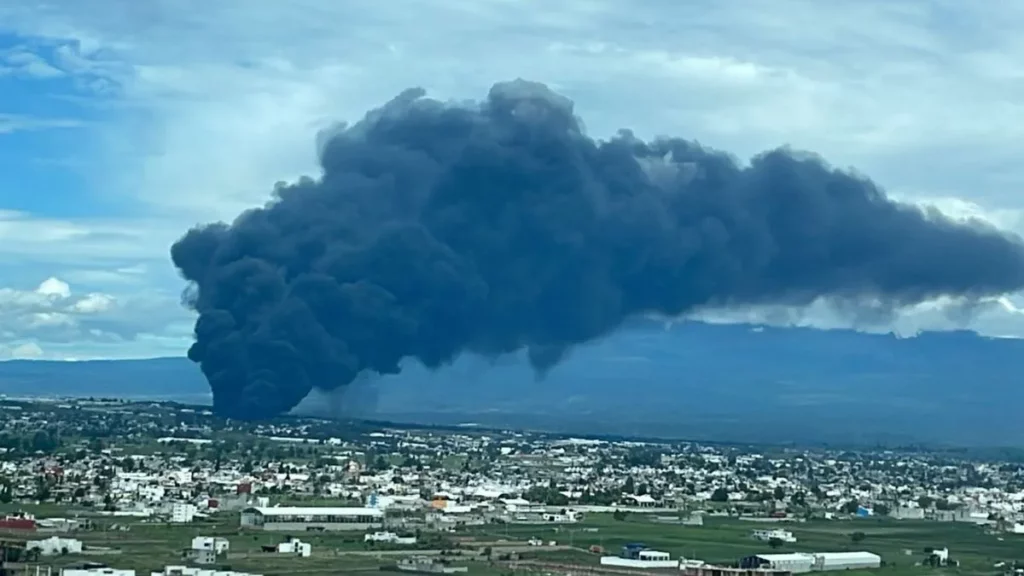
[523,484,569,506]
[34,476,52,502]
[0,482,12,504]
[88,437,105,454]
[773,486,786,501]
[917,496,934,509]
[850,531,866,543]
[31,430,59,453]
[710,487,729,503]
[769,538,784,549]
[624,447,661,468]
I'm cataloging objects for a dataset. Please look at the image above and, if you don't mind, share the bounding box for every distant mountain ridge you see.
[1,321,1020,445]
[0,356,209,401]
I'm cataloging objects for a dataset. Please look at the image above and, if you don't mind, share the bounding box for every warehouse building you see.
[240,506,383,532]
[740,551,881,573]
[741,553,815,573]
[812,552,882,571]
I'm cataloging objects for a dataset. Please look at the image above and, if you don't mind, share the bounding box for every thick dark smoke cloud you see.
[171,79,1024,420]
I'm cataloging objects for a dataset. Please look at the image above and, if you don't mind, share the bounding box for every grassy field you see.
[3,512,1021,575]
[458,514,1024,576]
[3,513,504,575]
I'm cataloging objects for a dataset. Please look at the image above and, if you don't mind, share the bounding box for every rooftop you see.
[244,506,383,517]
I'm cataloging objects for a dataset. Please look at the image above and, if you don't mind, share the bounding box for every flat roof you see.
[244,506,383,517]
[755,553,814,562]
[815,552,881,561]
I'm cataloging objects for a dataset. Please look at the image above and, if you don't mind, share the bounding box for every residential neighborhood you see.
[0,397,1022,575]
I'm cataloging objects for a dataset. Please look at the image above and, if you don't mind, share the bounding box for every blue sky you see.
[2,0,1024,360]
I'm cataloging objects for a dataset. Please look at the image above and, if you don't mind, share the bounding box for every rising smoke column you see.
[171,79,1024,420]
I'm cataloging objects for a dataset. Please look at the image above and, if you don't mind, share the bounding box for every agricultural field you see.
[2,513,520,575]
[456,513,1024,576]
[1,511,1022,575]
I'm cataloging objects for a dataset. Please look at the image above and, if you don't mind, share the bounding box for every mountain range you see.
[0,321,1020,446]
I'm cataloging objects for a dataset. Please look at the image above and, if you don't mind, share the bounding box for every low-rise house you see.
[189,536,229,554]
[752,529,797,543]
[275,537,311,557]
[27,536,83,556]
[365,531,417,545]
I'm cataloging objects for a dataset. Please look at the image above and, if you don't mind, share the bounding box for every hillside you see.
[0,321,1019,445]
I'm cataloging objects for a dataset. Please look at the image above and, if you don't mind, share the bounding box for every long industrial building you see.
[240,506,384,532]
[740,551,881,573]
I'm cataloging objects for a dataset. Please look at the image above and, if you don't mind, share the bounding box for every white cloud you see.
[0,342,44,360]
[691,293,1024,339]
[0,277,191,360]
[3,0,1024,358]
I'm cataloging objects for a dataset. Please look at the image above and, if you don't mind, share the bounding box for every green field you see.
[457,514,1024,575]
[3,513,508,576]
[4,512,1022,576]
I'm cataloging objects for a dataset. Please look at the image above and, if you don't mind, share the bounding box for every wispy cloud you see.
[1,48,63,78]
[0,210,178,265]
[0,113,85,133]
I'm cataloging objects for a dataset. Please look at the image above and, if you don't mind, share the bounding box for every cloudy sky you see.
[2,0,1024,360]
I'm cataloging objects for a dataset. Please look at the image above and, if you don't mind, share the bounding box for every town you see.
[0,397,1022,576]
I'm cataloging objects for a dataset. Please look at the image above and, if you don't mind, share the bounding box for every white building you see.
[277,537,311,557]
[190,536,229,554]
[28,536,83,556]
[623,494,659,507]
[601,550,676,569]
[501,498,545,514]
[364,532,417,545]
[365,493,421,510]
[170,504,197,523]
[742,552,881,573]
[136,485,166,503]
[154,566,261,576]
[752,529,797,543]
[813,552,882,571]
[60,565,134,569]
[543,509,583,523]
[744,553,815,573]
[928,548,950,566]
[240,506,383,532]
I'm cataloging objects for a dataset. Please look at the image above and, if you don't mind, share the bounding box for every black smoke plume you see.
[171,79,1024,420]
